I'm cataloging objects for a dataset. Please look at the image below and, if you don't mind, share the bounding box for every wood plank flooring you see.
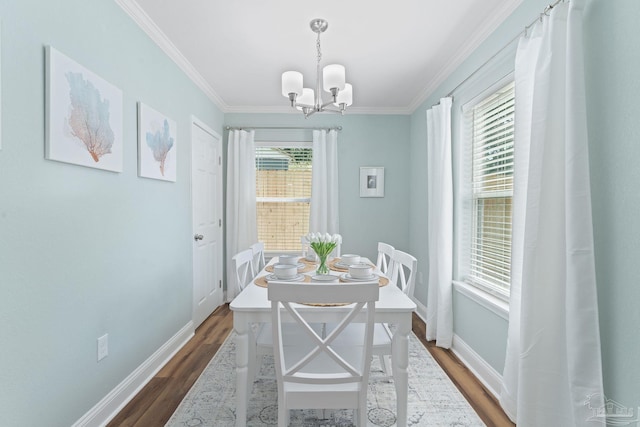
[108,304,513,427]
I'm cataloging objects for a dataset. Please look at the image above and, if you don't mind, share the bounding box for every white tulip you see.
[324,232,331,243]
[332,234,341,243]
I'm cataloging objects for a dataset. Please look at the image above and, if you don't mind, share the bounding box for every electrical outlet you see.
[97,333,108,362]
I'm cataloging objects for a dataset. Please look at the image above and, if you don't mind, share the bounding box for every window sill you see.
[452,281,509,320]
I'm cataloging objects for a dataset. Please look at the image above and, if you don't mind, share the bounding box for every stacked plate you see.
[340,272,379,282]
[265,273,305,282]
[311,275,339,283]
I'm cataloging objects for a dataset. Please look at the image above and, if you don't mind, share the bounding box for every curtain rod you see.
[225,125,342,131]
[431,0,566,108]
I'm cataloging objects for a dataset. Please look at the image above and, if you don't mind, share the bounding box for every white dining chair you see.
[331,249,417,380]
[268,280,379,427]
[232,248,256,292]
[250,241,266,273]
[376,242,395,275]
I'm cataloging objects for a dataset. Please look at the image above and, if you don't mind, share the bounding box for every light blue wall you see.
[225,113,412,263]
[0,1,223,425]
[410,0,640,410]
[584,0,640,408]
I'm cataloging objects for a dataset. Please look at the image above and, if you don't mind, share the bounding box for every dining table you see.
[229,255,417,427]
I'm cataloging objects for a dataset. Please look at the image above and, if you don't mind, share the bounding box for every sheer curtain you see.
[225,130,257,300]
[309,129,339,234]
[425,97,453,348]
[499,1,604,424]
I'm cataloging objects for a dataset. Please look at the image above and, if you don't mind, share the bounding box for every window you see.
[466,81,515,297]
[255,142,312,252]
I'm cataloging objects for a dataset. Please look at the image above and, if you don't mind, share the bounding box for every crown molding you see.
[407,0,523,113]
[114,0,228,110]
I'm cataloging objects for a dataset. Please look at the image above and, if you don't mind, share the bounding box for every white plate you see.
[340,273,379,282]
[273,262,305,269]
[311,275,339,282]
[266,273,304,282]
[333,262,352,269]
[336,261,372,269]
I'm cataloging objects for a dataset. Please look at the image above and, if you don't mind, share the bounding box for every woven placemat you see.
[328,258,376,273]
[265,263,315,274]
[254,274,312,288]
[300,257,318,266]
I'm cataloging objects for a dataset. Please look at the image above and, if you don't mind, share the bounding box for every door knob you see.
[194,234,204,241]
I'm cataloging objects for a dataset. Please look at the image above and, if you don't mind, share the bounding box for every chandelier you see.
[281,19,353,118]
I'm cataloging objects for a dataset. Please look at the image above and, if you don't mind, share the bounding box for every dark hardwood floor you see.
[108,304,514,427]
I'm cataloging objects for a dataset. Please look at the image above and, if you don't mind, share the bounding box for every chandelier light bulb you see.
[296,88,315,109]
[281,71,303,98]
[323,64,346,93]
[334,83,353,107]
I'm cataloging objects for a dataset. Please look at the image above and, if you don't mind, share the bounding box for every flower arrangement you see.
[306,232,341,275]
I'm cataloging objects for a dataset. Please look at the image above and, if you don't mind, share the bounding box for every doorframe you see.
[190,115,224,323]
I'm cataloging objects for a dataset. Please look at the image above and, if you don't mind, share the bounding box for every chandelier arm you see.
[319,107,344,115]
[320,99,340,109]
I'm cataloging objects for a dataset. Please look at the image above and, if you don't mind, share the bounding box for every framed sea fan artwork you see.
[45,46,123,172]
[137,102,177,182]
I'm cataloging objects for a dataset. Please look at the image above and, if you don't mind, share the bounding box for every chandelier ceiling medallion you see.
[281,18,353,118]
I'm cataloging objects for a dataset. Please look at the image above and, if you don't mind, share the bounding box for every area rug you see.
[166,332,485,426]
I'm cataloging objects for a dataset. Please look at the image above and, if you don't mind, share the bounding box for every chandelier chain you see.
[316,32,322,65]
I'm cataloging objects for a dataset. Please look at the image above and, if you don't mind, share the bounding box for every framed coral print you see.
[137,102,177,182]
[45,46,123,172]
[360,166,385,197]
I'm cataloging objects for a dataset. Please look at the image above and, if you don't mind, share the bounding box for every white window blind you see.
[468,81,515,296]
[255,144,312,252]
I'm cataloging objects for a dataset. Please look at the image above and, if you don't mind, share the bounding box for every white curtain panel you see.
[425,97,454,349]
[225,130,257,300]
[310,129,339,234]
[499,1,604,425]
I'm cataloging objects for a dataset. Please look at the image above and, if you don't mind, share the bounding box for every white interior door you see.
[192,119,223,328]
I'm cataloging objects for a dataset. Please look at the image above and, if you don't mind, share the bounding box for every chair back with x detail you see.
[376,242,395,275]
[388,249,417,298]
[268,281,379,427]
[232,248,255,293]
[250,241,266,273]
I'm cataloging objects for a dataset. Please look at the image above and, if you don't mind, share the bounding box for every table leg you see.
[234,313,250,427]
[392,315,411,427]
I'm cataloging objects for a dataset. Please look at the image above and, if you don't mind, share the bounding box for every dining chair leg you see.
[278,400,287,427]
[358,397,367,427]
[380,354,393,379]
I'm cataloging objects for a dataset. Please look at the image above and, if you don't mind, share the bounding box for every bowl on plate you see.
[278,254,298,265]
[273,264,297,279]
[340,254,361,266]
[349,263,373,279]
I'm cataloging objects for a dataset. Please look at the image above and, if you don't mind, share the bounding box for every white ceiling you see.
[117,0,522,114]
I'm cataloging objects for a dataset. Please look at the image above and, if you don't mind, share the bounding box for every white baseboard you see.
[72,321,195,427]
[451,333,503,400]
[413,298,428,326]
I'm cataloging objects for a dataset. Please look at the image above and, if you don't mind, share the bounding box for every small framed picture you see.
[137,102,177,182]
[360,166,384,197]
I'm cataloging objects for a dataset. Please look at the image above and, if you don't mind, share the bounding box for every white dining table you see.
[229,256,416,427]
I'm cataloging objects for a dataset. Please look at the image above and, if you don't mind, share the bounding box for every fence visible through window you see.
[256,146,312,252]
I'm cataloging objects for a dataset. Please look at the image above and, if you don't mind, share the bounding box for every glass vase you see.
[316,254,329,275]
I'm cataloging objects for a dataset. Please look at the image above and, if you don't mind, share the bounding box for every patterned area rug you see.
[166,332,485,426]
